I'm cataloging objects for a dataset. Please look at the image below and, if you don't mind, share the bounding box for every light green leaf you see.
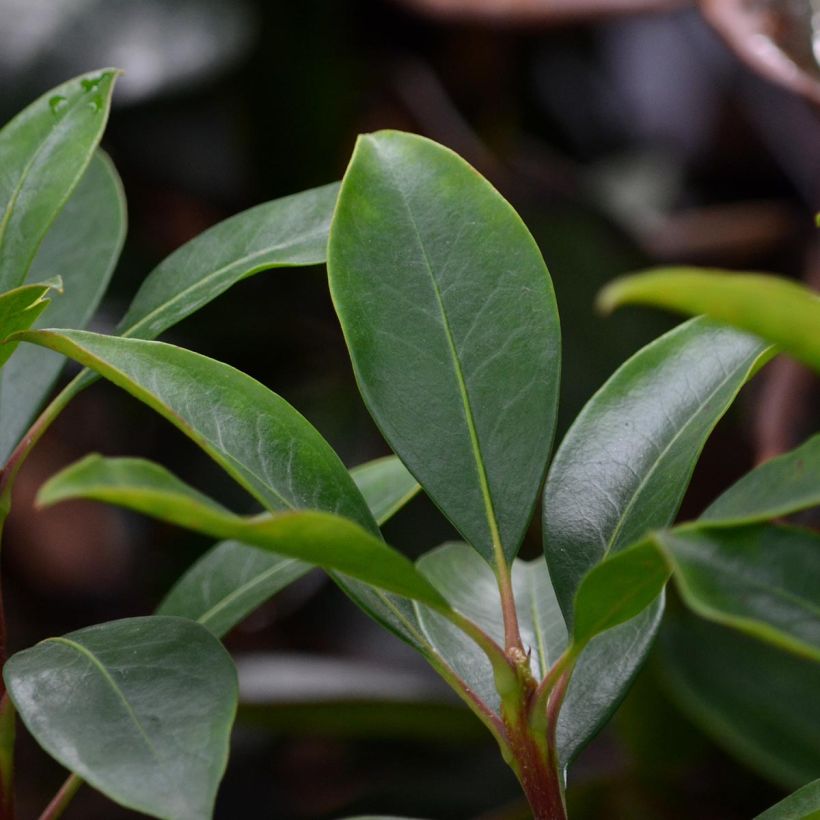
[756,782,820,820]
[38,455,449,610]
[15,328,378,534]
[599,268,820,373]
[701,434,820,525]
[0,69,118,291]
[0,277,62,367]
[543,317,769,621]
[0,150,126,463]
[328,130,560,566]
[158,456,419,637]
[117,182,338,340]
[661,613,820,791]
[4,616,236,820]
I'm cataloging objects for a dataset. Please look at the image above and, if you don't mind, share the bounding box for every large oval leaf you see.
[543,317,769,620]
[599,268,820,374]
[118,182,338,340]
[4,616,236,819]
[0,150,126,463]
[16,328,377,533]
[328,130,560,566]
[0,69,118,291]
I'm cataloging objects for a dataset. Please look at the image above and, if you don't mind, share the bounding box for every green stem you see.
[38,774,82,820]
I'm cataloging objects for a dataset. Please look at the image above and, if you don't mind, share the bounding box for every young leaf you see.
[159,456,419,637]
[543,317,769,620]
[701,434,820,525]
[0,69,118,291]
[0,151,126,463]
[756,781,820,820]
[38,455,449,610]
[4,617,236,820]
[661,614,820,791]
[328,130,560,566]
[117,182,339,340]
[0,278,62,367]
[599,268,820,373]
[15,328,378,534]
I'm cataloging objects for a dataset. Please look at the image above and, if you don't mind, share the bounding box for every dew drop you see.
[87,97,101,113]
[48,95,67,116]
[81,76,102,93]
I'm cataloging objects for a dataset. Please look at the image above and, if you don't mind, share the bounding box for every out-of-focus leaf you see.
[543,317,769,621]
[755,779,820,819]
[38,455,450,610]
[701,434,820,524]
[0,277,61,367]
[350,455,420,526]
[0,150,126,463]
[329,130,560,567]
[15,329,378,533]
[599,269,820,373]
[4,616,236,819]
[0,69,117,291]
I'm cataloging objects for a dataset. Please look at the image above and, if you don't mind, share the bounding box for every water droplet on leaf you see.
[48,95,67,116]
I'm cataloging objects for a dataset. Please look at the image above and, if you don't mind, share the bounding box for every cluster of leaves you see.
[0,71,817,819]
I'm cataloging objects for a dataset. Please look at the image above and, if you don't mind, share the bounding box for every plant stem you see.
[0,696,14,820]
[495,554,525,656]
[38,775,81,820]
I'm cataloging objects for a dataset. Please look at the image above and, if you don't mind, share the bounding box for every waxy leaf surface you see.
[702,434,820,525]
[4,617,236,820]
[599,268,820,373]
[757,781,820,819]
[543,317,768,620]
[329,130,560,565]
[39,456,448,610]
[118,182,339,340]
[0,151,126,462]
[0,70,118,291]
[16,329,377,533]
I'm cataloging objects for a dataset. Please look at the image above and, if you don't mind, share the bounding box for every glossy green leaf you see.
[0,278,61,367]
[118,182,339,340]
[15,328,378,534]
[158,456,419,637]
[0,69,118,291]
[701,434,820,525]
[543,317,769,620]
[328,130,560,566]
[4,616,236,819]
[756,782,820,820]
[599,268,820,373]
[0,151,126,463]
[39,455,449,610]
[660,613,820,790]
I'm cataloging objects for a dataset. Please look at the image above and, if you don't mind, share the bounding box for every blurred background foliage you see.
[1,1,818,817]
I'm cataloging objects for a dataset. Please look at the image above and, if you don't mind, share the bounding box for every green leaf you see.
[117,182,339,340]
[328,130,560,566]
[599,268,820,373]
[701,434,820,525]
[0,151,126,463]
[0,278,62,367]
[158,456,418,637]
[4,616,236,820]
[0,69,118,292]
[572,523,820,662]
[660,613,820,791]
[15,328,378,533]
[38,455,449,610]
[756,782,820,820]
[543,317,769,621]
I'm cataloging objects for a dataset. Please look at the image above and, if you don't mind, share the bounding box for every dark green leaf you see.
[118,182,338,340]
[0,69,118,291]
[599,268,820,374]
[0,278,62,367]
[543,317,769,621]
[4,616,236,819]
[0,151,126,463]
[38,455,449,610]
[660,613,820,790]
[701,434,820,525]
[16,328,378,533]
[328,130,560,566]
